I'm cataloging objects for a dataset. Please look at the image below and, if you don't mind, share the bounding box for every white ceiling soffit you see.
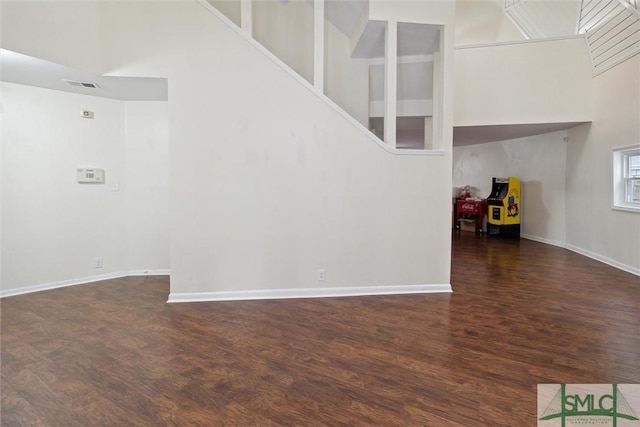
[352,21,441,58]
[453,122,589,146]
[0,49,168,101]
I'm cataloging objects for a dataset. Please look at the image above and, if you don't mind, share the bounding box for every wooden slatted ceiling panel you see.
[586,5,640,74]
[579,0,626,33]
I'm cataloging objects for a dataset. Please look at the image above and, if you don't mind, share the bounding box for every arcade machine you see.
[486,177,521,238]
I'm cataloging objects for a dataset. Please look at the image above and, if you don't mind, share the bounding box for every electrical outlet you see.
[317,269,326,281]
[95,257,103,268]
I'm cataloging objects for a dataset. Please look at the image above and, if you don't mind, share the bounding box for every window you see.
[613,145,640,212]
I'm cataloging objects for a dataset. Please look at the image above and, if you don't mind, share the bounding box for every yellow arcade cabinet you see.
[486,177,521,238]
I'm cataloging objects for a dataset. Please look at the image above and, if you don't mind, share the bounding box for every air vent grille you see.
[63,79,99,89]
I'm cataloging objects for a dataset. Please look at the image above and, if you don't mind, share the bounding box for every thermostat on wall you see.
[77,168,105,183]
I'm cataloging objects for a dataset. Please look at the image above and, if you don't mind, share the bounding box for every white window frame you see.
[612,145,640,212]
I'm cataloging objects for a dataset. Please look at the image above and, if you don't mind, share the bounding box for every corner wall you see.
[0,82,169,295]
[566,55,640,275]
[123,101,170,272]
[453,131,568,245]
[1,83,127,291]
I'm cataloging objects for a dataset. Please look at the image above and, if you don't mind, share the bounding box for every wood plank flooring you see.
[1,233,639,426]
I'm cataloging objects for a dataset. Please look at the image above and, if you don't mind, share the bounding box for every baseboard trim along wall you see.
[167,283,453,303]
[522,234,639,277]
[565,244,640,277]
[3,238,636,300]
[0,270,171,299]
[128,269,171,277]
[521,234,566,248]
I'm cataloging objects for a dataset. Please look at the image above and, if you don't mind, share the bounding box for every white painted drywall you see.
[453,131,568,245]
[369,61,435,118]
[455,0,525,46]
[368,0,455,24]
[1,0,103,74]
[95,0,454,296]
[252,0,314,84]
[454,37,593,127]
[208,0,240,26]
[325,16,370,127]
[0,82,170,293]
[198,0,370,127]
[1,82,127,290]
[123,101,170,272]
[566,55,640,274]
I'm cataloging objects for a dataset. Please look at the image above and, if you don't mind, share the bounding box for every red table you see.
[456,199,487,232]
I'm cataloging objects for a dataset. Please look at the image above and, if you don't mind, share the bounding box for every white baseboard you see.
[564,244,640,277]
[0,269,171,299]
[521,234,566,248]
[128,269,171,277]
[167,283,452,303]
[522,234,639,277]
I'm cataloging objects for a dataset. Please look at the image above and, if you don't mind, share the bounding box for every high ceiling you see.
[2,0,599,147]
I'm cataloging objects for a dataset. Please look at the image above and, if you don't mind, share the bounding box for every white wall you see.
[453,131,568,245]
[1,0,103,74]
[123,101,170,272]
[251,0,371,128]
[202,0,370,128]
[455,0,525,46]
[94,0,455,298]
[1,82,126,291]
[566,55,640,274]
[0,82,169,294]
[253,0,314,84]
[454,37,592,126]
[208,0,240,26]
[325,16,370,127]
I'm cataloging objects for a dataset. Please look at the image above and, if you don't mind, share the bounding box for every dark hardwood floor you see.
[1,232,639,426]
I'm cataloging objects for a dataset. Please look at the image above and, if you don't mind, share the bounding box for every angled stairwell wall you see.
[0,0,450,300]
[98,0,455,300]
